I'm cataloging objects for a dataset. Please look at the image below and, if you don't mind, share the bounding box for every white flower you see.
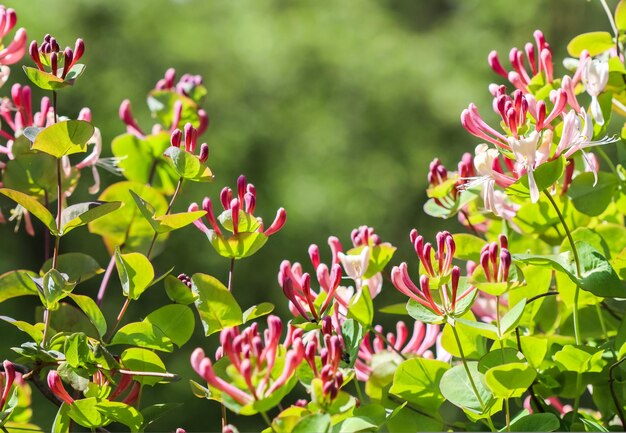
[508,131,541,202]
[338,247,370,281]
[582,59,609,125]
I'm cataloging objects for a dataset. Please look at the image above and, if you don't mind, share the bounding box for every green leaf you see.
[120,348,167,386]
[441,317,487,359]
[347,285,374,327]
[617,0,626,31]
[0,316,43,343]
[111,133,178,195]
[509,413,560,432]
[96,401,144,433]
[499,298,527,337]
[485,362,536,399]
[514,241,623,298]
[140,403,182,430]
[164,275,196,304]
[477,348,524,373]
[31,120,95,158]
[41,253,103,283]
[0,188,57,234]
[439,362,493,414]
[145,304,195,347]
[0,270,39,303]
[469,264,525,296]
[40,269,75,310]
[114,250,155,300]
[406,299,444,324]
[378,303,408,315]
[88,181,169,254]
[155,211,205,233]
[42,303,99,338]
[567,31,615,56]
[242,302,275,323]
[65,398,104,429]
[68,294,107,338]
[191,273,243,336]
[341,319,363,368]
[207,230,268,259]
[110,321,173,352]
[22,66,70,91]
[292,413,332,433]
[553,345,605,373]
[163,146,213,181]
[387,406,444,432]
[567,172,619,216]
[452,233,487,262]
[60,201,122,236]
[506,157,564,199]
[51,404,71,433]
[389,358,449,412]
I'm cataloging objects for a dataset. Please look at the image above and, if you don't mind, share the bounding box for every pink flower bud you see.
[198,143,209,163]
[170,100,183,133]
[109,373,133,401]
[50,52,58,76]
[230,198,240,235]
[220,187,232,210]
[488,50,508,78]
[47,370,74,405]
[1,360,15,409]
[164,67,176,88]
[73,38,85,63]
[264,208,286,236]
[197,109,209,136]
[122,381,141,405]
[201,197,222,235]
[170,129,182,148]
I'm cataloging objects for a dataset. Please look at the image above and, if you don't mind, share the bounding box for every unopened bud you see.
[170,129,182,148]
[198,143,209,163]
[73,39,85,62]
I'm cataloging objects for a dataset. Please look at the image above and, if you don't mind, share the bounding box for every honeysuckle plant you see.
[1,1,626,432]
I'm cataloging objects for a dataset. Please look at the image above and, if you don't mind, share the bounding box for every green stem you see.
[146,177,183,259]
[572,373,583,426]
[505,398,511,432]
[450,325,485,409]
[260,411,273,430]
[354,378,365,403]
[228,258,235,291]
[609,357,626,429]
[105,297,131,343]
[543,190,582,346]
[599,0,619,45]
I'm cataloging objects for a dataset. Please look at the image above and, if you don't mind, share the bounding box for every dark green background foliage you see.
[0,0,609,430]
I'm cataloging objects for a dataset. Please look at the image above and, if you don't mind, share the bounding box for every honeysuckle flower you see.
[190,175,287,259]
[0,7,26,67]
[29,34,84,79]
[8,204,34,236]
[47,370,74,405]
[0,84,51,150]
[0,360,15,410]
[581,58,609,125]
[488,30,554,93]
[355,321,446,381]
[120,69,209,139]
[191,316,305,406]
[303,326,345,400]
[391,231,475,318]
[168,122,209,163]
[337,247,369,281]
[478,235,511,284]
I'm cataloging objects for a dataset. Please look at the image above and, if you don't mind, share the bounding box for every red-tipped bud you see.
[47,370,74,405]
[237,175,246,202]
[220,187,232,210]
[1,360,15,409]
[201,197,222,235]
[308,244,321,270]
[197,109,209,136]
[170,129,182,148]
[50,52,58,76]
[198,143,209,163]
[73,38,85,62]
[29,41,44,70]
[498,234,508,250]
[243,192,256,215]
[230,199,240,235]
[264,208,287,236]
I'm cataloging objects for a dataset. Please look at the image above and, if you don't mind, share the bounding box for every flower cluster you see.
[191,316,304,406]
[392,230,475,318]
[169,122,209,163]
[190,175,287,259]
[303,318,345,401]
[29,34,84,79]
[0,6,26,72]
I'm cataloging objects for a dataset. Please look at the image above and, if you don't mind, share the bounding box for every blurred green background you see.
[0,0,612,431]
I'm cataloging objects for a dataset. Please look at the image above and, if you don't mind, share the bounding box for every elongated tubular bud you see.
[230,199,240,235]
[11,83,20,107]
[170,101,183,133]
[239,359,258,398]
[1,360,15,409]
[29,41,44,70]
[525,42,537,75]
[500,249,511,282]
[201,197,222,235]
[480,249,491,282]
[328,236,342,264]
[264,208,286,236]
[237,175,246,202]
[267,340,304,395]
[164,67,176,88]
[170,129,182,148]
[198,143,209,163]
[122,381,141,405]
[109,373,133,400]
[50,52,58,76]
[220,187,232,210]
[198,358,252,405]
[197,109,209,136]
[4,9,16,34]
[419,275,442,315]
[540,48,553,82]
[21,85,33,124]
[498,234,508,250]
[488,50,508,78]
[119,100,145,137]
[73,38,84,63]
[450,266,461,311]
[243,192,255,215]
[61,48,73,79]
[47,371,74,405]
[188,203,210,235]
